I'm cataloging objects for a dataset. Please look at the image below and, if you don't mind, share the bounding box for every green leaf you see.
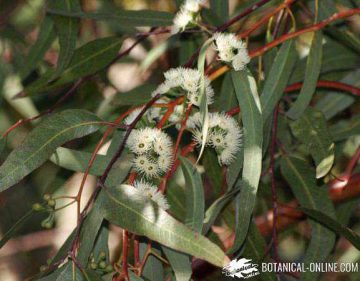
[210,0,229,22]
[162,246,192,281]
[202,150,222,196]
[47,9,174,27]
[0,210,34,249]
[330,115,360,141]
[317,0,337,20]
[230,69,263,253]
[226,144,244,190]
[83,270,103,281]
[24,37,123,96]
[326,27,360,54]
[140,242,164,281]
[180,157,205,232]
[202,185,241,235]
[300,207,360,250]
[111,84,157,106]
[287,32,323,119]
[19,16,56,79]
[39,262,83,281]
[197,38,213,162]
[0,109,102,192]
[101,186,228,267]
[49,0,81,78]
[243,224,277,281]
[213,72,237,112]
[280,155,336,281]
[290,108,335,178]
[260,39,297,121]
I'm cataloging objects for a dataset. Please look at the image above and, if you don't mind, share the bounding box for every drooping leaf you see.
[290,108,335,178]
[49,0,81,78]
[180,157,205,232]
[260,40,297,121]
[242,224,277,281]
[210,0,229,22]
[330,115,360,141]
[111,84,157,106]
[280,155,336,281]
[23,37,123,96]
[39,262,83,281]
[0,109,102,192]
[230,69,263,253]
[326,26,360,54]
[300,207,360,250]
[287,32,323,119]
[47,8,174,27]
[162,246,192,281]
[213,72,237,112]
[202,150,222,197]
[226,144,244,190]
[140,241,165,281]
[19,16,56,79]
[101,186,228,267]
[202,184,241,235]
[196,38,213,162]
[0,210,34,249]
[82,270,103,281]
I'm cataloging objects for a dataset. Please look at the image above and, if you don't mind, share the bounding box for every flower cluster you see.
[126,128,173,178]
[134,180,169,210]
[213,32,250,71]
[152,67,214,107]
[172,0,205,33]
[187,112,242,165]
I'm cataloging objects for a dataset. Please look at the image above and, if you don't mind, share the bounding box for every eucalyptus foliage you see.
[0,0,360,281]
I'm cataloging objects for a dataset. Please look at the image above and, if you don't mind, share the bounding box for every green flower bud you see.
[47,199,56,208]
[90,262,98,270]
[43,194,51,201]
[99,251,106,260]
[99,261,106,269]
[32,203,43,211]
[105,264,113,273]
[40,265,48,272]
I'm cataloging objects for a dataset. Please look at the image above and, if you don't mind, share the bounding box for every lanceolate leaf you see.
[47,9,174,27]
[20,16,56,79]
[162,246,192,281]
[101,186,228,267]
[111,84,157,106]
[230,69,263,253]
[49,0,81,78]
[280,155,336,281]
[243,224,277,281]
[23,37,123,96]
[330,115,360,141]
[300,207,360,250]
[202,185,241,235]
[210,0,229,22]
[0,110,102,192]
[260,39,297,121]
[287,32,323,119]
[180,157,205,232]
[290,108,335,178]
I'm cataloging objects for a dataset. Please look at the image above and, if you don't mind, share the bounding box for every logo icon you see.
[222,258,260,279]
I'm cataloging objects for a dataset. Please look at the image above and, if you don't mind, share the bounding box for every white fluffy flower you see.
[214,32,250,71]
[126,128,174,178]
[152,67,214,107]
[173,8,193,34]
[188,112,242,165]
[172,0,205,33]
[134,180,169,210]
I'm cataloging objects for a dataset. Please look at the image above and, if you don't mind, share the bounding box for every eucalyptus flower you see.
[187,112,243,165]
[152,67,214,107]
[134,180,169,210]
[127,128,173,178]
[213,32,250,71]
